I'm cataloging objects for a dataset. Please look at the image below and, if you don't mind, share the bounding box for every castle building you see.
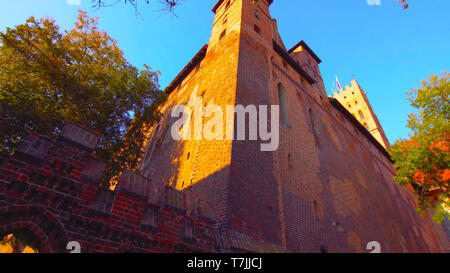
[137,0,449,252]
[0,0,448,253]
[331,79,390,149]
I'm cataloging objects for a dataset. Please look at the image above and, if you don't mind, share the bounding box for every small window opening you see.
[333,222,344,233]
[278,83,290,126]
[320,243,328,253]
[288,154,293,169]
[313,200,319,218]
[219,29,227,41]
[255,10,260,19]
[358,110,365,120]
[309,108,320,146]
[254,25,261,34]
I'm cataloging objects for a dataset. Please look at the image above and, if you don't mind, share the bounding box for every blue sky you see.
[0,0,449,144]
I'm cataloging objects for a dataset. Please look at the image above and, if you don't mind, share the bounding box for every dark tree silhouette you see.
[91,0,408,13]
[91,0,183,14]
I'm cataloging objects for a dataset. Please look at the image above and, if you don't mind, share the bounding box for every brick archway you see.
[0,205,69,253]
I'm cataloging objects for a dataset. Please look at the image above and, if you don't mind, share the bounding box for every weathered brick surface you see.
[0,121,286,253]
[1,0,448,253]
[138,0,449,252]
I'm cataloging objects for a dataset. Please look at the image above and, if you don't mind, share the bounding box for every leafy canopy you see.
[389,72,449,223]
[0,10,166,186]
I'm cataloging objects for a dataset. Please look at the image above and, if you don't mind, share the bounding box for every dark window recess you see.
[219,29,227,41]
[288,154,293,169]
[254,25,261,34]
[309,108,320,147]
[278,83,290,126]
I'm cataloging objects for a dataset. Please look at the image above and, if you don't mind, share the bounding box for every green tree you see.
[389,72,449,223]
[0,10,166,187]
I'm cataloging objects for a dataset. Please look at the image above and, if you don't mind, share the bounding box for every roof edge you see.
[288,40,322,64]
[273,40,316,84]
[328,97,392,162]
[213,0,274,13]
[164,44,208,95]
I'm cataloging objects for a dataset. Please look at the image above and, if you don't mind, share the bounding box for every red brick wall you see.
[136,0,448,253]
[0,122,220,253]
[2,0,446,253]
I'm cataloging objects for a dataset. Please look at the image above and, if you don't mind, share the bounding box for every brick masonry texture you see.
[1,0,449,253]
[138,0,449,252]
[0,122,288,253]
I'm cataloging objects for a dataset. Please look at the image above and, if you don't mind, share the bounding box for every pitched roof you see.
[288,40,322,64]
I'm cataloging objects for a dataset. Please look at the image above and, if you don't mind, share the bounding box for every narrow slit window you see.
[254,25,261,34]
[278,83,290,126]
[219,29,227,41]
[358,110,365,120]
[309,108,320,146]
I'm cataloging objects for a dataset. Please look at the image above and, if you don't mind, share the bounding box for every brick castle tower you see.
[331,79,390,149]
[137,0,448,252]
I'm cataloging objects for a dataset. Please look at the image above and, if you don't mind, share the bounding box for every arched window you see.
[358,110,365,120]
[278,83,290,125]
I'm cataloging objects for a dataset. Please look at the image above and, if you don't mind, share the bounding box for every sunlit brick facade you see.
[0,0,448,253]
[138,0,449,252]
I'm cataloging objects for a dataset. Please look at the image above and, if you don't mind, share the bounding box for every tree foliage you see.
[0,11,166,187]
[389,72,449,223]
[0,233,39,253]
